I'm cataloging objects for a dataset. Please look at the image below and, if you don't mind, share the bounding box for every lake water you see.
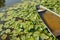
[0,0,21,10]
[5,0,21,6]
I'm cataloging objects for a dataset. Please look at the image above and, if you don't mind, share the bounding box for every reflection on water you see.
[0,0,5,8]
[0,0,21,8]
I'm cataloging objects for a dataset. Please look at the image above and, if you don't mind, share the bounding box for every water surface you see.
[0,0,21,10]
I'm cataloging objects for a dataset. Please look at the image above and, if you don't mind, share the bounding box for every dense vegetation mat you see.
[0,0,60,40]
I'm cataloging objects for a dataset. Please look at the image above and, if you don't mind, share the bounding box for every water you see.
[5,0,21,6]
[0,0,21,10]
